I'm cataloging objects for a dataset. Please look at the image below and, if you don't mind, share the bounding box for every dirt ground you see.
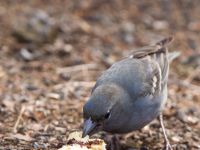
[0,1,199,150]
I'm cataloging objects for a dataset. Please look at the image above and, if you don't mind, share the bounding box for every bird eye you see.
[104,112,110,119]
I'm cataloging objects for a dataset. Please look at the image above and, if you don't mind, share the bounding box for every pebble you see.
[171,135,182,142]
[153,20,169,30]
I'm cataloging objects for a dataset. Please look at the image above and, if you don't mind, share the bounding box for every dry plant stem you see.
[13,105,25,133]
[56,63,98,74]
[54,81,96,89]
[159,113,173,150]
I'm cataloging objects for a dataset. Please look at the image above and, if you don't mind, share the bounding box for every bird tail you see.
[128,36,173,59]
[152,37,172,82]
[153,37,180,79]
[168,51,181,63]
[128,37,179,82]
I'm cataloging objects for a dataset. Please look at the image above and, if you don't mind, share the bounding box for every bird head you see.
[82,83,131,137]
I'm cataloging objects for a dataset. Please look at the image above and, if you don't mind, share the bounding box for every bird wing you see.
[128,37,173,85]
[121,37,174,98]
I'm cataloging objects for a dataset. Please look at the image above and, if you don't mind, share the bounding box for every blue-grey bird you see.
[82,37,179,150]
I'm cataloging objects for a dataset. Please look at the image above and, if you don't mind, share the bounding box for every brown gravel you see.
[0,0,199,150]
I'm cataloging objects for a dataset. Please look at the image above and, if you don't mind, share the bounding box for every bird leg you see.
[102,134,121,150]
[110,135,121,150]
[159,113,173,150]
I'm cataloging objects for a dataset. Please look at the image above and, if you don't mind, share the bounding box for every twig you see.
[13,105,25,133]
[56,64,98,74]
[54,81,96,89]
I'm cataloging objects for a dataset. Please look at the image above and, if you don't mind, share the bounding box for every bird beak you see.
[82,118,98,138]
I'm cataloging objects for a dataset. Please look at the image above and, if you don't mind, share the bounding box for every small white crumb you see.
[58,131,106,150]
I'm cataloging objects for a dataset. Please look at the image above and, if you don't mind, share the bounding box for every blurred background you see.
[0,0,199,149]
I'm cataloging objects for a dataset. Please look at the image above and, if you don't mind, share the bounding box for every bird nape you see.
[82,37,179,150]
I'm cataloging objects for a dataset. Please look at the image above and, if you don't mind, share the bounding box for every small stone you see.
[0,66,6,78]
[121,22,135,33]
[187,116,199,124]
[171,135,182,142]
[47,93,61,100]
[120,22,135,44]
[188,21,200,31]
[12,9,59,44]
[153,20,169,30]
[176,110,187,122]
[20,48,34,61]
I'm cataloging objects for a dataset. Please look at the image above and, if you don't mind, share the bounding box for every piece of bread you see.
[58,131,106,150]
